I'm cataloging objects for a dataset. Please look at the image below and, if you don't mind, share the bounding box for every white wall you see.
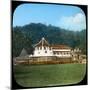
[33,46,72,57]
[34,46,53,56]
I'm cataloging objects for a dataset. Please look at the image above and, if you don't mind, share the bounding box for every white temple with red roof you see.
[32,37,72,57]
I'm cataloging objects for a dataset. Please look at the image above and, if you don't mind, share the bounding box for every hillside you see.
[13,23,86,57]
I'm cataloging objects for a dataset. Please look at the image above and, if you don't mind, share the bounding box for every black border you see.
[11,0,88,89]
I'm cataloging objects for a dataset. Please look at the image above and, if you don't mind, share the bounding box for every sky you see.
[13,3,86,31]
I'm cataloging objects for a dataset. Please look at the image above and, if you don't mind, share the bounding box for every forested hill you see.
[13,23,86,57]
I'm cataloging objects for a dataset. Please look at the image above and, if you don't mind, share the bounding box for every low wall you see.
[15,56,74,65]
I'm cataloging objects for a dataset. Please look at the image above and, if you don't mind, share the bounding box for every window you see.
[49,47,51,50]
[37,47,39,50]
[63,52,65,55]
[57,52,59,55]
[44,47,46,50]
[40,47,42,50]
[45,51,47,53]
[53,52,56,54]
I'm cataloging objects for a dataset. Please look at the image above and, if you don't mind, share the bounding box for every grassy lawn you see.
[13,63,86,87]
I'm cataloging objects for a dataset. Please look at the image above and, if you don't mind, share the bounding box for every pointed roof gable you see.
[19,48,28,56]
[34,37,50,47]
[34,37,71,49]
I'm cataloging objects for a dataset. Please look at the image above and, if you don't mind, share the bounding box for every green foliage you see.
[13,23,87,57]
[12,28,33,57]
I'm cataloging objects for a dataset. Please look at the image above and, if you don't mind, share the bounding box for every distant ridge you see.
[13,23,86,57]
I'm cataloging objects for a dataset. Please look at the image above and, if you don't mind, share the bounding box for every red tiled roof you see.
[51,45,71,49]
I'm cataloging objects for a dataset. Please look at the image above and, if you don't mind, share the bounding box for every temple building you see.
[32,37,72,58]
[14,37,84,65]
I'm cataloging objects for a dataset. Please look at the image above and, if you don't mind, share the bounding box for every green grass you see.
[13,63,86,87]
